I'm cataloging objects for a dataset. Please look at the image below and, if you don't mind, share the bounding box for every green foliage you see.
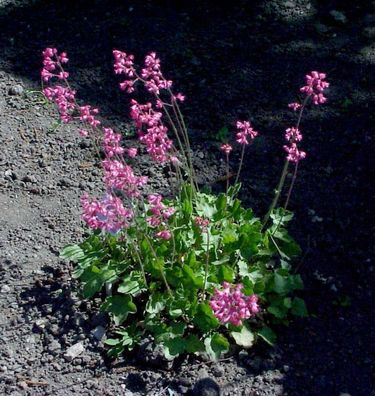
[62,184,306,360]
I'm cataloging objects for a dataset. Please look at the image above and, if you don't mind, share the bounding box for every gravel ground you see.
[0,1,374,395]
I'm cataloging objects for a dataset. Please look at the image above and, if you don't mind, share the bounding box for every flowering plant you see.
[43,47,329,360]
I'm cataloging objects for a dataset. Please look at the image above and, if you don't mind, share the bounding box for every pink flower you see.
[209,282,260,326]
[102,159,147,198]
[79,105,101,128]
[141,52,173,95]
[236,120,258,145]
[173,93,185,102]
[102,127,124,157]
[113,50,135,77]
[284,143,306,163]
[79,129,89,137]
[156,230,172,240]
[220,143,233,155]
[285,127,302,142]
[300,71,329,105]
[130,99,173,163]
[119,80,135,93]
[126,148,138,158]
[288,102,302,111]
[80,193,133,234]
[194,216,209,232]
[42,85,76,123]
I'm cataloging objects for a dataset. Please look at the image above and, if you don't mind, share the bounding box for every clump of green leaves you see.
[62,184,306,360]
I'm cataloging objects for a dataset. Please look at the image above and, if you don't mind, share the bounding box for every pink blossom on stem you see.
[130,99,173,163]
[194,216,209,232]
[79,105,101,128]
[102,127,125,157]
[285,127,302,142]
[126,148,138,158]
[283,143,306,163]
[209,282,260,326]
[288,102,302,111]
[300,71,329,105]
[42,85,76,123]
[156,230,172,240]
[220,143,233,155]
[236,121,258,145]
[141,52,173,95]
[79,129,89,137]
[80,193,133,234]
[113,50,135,77]
[102,159,147,198]
[173,93,185,102]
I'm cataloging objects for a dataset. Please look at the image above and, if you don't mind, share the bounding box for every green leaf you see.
[215,193,227,213]
[185,335,205,353]
[231,326,255,348]
[257,327,277,346]
[169,322,186,336]
[118,272,144,296]
[222,226,238,245]
[101,295,137,325]
[162,337,186,359]
[145,292,166,315]
[193,303,219,332]
[291,297,308,317]
[80,266,107,299]
[270,208,294,226]
[267,304,287,319]
[105,338,120,346]
[60,244,85,262]
[182,265,204,288]
[204,334,229,361]
[217,264,235,283]
[273,273,289,295]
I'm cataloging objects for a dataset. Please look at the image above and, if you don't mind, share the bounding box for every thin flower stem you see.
[132,244,148,287]
[225,154,230,194]
[284,161,299,210]
[203,232,210,297]
[262,96,310,229]
[234,144,246,186]
[262,159,289,228]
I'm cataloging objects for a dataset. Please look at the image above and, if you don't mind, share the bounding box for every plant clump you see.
[41,47,329,360]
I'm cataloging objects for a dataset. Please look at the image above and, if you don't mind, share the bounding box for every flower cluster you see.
[130,99,173,163]
[300,71,329,105]
[220,143,233,155]
[236,121,258,145]
[102,159,147,198]
[141,52,173,95]
[194,216,210,232]
[41,47,69,82]
[43,85,76,123]
[210,282,260,326]
[147,194,175,227]
[103,127,125,157]
[42,48,149,234]
[80,193,133,234]
[79,105,101,128]
[283,127,306,163]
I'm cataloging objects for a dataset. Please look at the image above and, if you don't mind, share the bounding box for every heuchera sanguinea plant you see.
[42,47,329,360]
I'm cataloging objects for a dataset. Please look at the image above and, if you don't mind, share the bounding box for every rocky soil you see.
[0,0,374,395]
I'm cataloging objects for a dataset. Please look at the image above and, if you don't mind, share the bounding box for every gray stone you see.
[8,85,24,96]
[92,325,106,341]
[1,285,11,293]
[192,378,220,396]
[63,342,84,362]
